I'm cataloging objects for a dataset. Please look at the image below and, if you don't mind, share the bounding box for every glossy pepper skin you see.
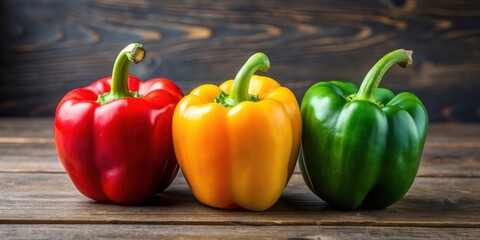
[54,43,183,204]
[173,53,301,211]
[300,49,428,210]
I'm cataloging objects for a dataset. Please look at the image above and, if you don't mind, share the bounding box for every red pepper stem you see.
[97,43,146,104]
[227,52,270,105]
[110,43,146,98]
[356,49,413,102]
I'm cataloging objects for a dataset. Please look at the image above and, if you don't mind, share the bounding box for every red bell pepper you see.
[54,43,183,204]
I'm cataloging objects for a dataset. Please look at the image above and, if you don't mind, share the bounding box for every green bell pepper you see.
[299,49,428,210]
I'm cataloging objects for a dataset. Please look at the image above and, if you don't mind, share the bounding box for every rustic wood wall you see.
[0,0,479,121]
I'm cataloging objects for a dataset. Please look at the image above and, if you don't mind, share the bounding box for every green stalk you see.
[97,43,146,104]
[356,49,413,102]
[215,52,270,108]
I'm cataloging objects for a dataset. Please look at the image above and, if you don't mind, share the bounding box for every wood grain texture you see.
[3,118,480,140]
[0,0,479,121]
[2,139,480,176]
[1,119,479,176]
[0,118,54,139]
[1,225,479,240]
[0,172,479,227]
[0,120,479,237]
[0,142,61,173]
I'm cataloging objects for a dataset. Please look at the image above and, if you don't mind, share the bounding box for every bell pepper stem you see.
[97,43,146,104]
[110,43,146,98]
[356,49,413,102]
[226,52,270,105]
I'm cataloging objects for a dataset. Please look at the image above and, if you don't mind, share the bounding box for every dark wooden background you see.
[0,0,479,121]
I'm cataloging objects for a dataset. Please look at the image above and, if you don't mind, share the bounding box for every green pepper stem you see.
[226,52,270,105]
[110,43,146,98]
[356,49,413,102]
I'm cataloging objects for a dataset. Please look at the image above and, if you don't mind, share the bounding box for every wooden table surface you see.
[0,118,479,239]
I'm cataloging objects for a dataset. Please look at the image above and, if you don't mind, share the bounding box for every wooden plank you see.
[1,119,479,142]
[1,140,479,177]
[0,118,53,139]
[419,146,480,177]
[0,143,63,173]
[0,1,479,121]
[0,172,478,227]
[1,225,479,239]
[426,124,480,145]
[0,120,479,176]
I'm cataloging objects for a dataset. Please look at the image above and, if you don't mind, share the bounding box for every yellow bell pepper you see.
[173,53,301,211]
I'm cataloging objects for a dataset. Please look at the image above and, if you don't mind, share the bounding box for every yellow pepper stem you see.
[215,53,270,108]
